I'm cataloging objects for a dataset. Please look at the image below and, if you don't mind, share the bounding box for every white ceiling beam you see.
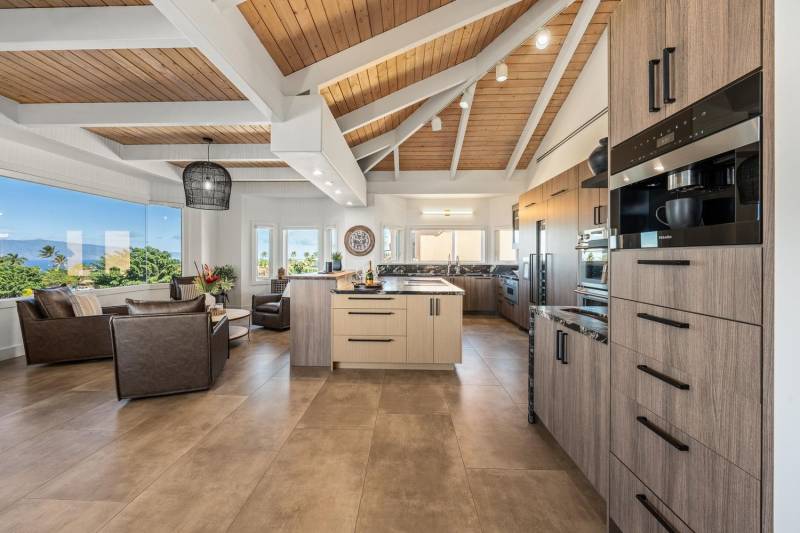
[0,6,190,51]
[354,0,575,173]
[15,101,267,128]
[336,59,476,134]
[282,0,522,95]
[212,0,247,12]
[393,148,400,180]
[226,167,304,182]
[504,0,598,179]
[150,0,285,121]
[367,170,527,195]
[352,131,396,160]
[450,83,476,179]
[120,144,278,162]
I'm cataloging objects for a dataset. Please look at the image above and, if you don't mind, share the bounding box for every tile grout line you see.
[351,377,382,533]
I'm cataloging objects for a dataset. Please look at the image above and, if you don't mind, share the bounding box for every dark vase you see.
[332,259,342,271]
[588,137,608,175]
[215,292,228,306]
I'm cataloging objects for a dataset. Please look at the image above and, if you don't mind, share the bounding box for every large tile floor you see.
[0,315,605,533]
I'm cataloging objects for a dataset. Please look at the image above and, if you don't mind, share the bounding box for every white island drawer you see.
[332,294,407,309]
[332,335,407,363]
[333,309,407,336]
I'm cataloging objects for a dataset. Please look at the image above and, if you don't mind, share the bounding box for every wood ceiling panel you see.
[86,125,271,145]
[322,0,535,117]
[239,0,456,76]
[0,1,149,6]
[170,161,288,168]
[344,102,420,147]
[0,49,244,103]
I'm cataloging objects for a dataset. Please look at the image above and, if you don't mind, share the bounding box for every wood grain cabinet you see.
[406,295,462,365]
[610,0,761,146]
[547,188,579,306]
[533,315,609,498]
[578,164,608,230]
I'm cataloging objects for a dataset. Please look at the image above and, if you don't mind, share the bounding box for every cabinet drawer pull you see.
[593,206,599,226]
[636,416,690,451]
[637,364,690,390]
[348,297,394,300]
[648,58,661,112]
[550,188,567,197]
[636,259,691,266]
[555,330,563,361]
[524,201,536,207]
[635,494,679,533]
[637,312,690,329]
[347,338,394,343]
[662,47,676,104]
[347,311,394,315]
[560,331,568,364]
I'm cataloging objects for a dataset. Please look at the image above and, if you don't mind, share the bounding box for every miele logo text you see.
[658,235,673,240]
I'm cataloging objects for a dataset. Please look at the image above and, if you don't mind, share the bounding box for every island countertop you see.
[287,270,357,280]
[332,276,465,295]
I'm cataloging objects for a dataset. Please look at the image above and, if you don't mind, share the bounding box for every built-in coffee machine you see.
[609,71,762,249]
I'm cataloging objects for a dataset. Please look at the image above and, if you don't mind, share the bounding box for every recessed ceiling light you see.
[431,116,442,131]
[495,62,508,83]
[534,28,551,49]
[346,201,353,206]
[312,169,322,176]
[459,94,470,109]
[334,189,342,195]
[324,181,333,187]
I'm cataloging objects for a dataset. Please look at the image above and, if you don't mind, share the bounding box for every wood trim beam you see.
[120,144,279,162]
[355,0,575,172]
[336,60,476,134]
[504,0,599,179]
[150,0,285,121]
[0,6,190,51]
[281,0,522,95]
[450,83,476,179]
[15,101,267,128]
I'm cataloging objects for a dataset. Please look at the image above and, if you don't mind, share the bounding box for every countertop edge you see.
[530,306,608,344]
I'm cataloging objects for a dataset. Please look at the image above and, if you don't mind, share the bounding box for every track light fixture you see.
[431,116,442,131]
[534,28,551,50]
[459,94,470,110]
[496,61,508,83]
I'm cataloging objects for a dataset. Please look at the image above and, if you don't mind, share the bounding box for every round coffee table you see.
[212,308,252,341]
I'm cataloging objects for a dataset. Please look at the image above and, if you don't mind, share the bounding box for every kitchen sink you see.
[403,278,448,286]
[562,307,608,323]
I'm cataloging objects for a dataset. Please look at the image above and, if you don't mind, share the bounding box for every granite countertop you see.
[287,270,356,280]
[531,305,608,344]
[333,277,465,295]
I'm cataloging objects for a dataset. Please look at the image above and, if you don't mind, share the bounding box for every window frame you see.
[251,222,276,285]
[408,226,487,264]
[382,225,405,263]
[282,226,322,273]
[324,225,338,263]
[494,226,518,264]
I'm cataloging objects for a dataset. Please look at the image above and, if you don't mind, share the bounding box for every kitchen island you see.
[330,277,464,370]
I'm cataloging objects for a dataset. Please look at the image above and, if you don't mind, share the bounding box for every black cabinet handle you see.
[637,365,690,390]
[524,201,536,207]
[550,188,567,197]
[598,205,605,224]
[348,311,394,315]
[648,58,661,112]
[662,47,676,104]
[348,338,394,343]
[430,298,434,316]
[636,259,690,266]
[637,312,690,329]
[559,331,568,364]
[636,494,679,533]
[593,206,598,226]
[435,298,440,316]
[636,416,689,451]
[555,330,563,361]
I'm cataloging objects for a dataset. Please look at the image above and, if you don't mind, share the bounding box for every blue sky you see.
[0,175,180,254]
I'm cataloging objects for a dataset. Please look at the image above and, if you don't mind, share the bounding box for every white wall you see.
[527,29,609,188]
[773,0,800,528]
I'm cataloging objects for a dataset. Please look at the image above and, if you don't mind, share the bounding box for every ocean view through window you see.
[0,175,182,299]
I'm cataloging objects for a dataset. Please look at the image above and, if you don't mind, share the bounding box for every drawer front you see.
[609,456,692,533]
[332,294,407,309]
[611,391,760,533]
[610,298,761,476]
[332,335,406,363]
[609,246,761,324]
[332,309,407,336]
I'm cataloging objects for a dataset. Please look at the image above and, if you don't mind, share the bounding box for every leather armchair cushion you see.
[126,295,205,315]
[255,302,281,313]
[34,285,75,318]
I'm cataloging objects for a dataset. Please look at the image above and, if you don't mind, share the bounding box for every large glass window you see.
[253,225,272,281]
[382,226,404,262]
[495,228,517,263]
[0,175,181,299]
[324,226,338,262]
[284,228,320,274]
[410,228,485,263]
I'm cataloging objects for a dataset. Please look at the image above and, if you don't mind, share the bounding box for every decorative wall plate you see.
[344,225,375,256]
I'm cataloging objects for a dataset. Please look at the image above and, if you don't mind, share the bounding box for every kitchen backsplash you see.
[377,263,518,277]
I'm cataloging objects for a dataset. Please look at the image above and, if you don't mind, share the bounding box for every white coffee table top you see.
[212,308,251,322]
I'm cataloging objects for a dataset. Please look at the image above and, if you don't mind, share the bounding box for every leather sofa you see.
[16,298,128,365]
[252,293,290,330]
[111,297,229,400]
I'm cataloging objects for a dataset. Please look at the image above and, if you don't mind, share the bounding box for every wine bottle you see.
[365,260,375,286]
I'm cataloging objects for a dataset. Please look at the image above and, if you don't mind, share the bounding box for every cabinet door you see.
[665,0,760,115]
[547,189,579,306]
[596,187,608,225]
[533,316,557,429]
[578,186,599,230]
[433,296,462,364]
[406,296,434,363]
[609,0,666,146]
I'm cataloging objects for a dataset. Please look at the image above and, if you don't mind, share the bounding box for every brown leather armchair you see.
[170,276,198,300]
[252,293,290,330]
[111,312,229,400]
[16,299,128,365]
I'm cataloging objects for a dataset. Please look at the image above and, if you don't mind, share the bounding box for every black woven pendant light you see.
[182,137,232,210]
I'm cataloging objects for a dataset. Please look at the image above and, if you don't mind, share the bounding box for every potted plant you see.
[193,262,234,308]
[331,251,343,271]
[212,264,237,304]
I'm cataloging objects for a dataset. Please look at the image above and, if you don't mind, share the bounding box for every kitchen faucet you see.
[446,254,452,276]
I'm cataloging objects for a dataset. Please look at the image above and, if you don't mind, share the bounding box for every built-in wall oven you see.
[574,227,608,306]
[501,275,518,305]
[609,71,762,249]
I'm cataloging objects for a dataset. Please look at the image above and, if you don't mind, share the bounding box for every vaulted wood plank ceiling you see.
[85,126,271,145]
[0,0,148,6]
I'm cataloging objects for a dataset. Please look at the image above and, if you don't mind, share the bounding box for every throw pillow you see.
[34,285,75,318]
[125,295,206,316]
[69,293,103,317]
[178,283,200,301]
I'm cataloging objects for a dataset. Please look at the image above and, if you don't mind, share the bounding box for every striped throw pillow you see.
[69,293,103,317]
[178,283,200,301]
